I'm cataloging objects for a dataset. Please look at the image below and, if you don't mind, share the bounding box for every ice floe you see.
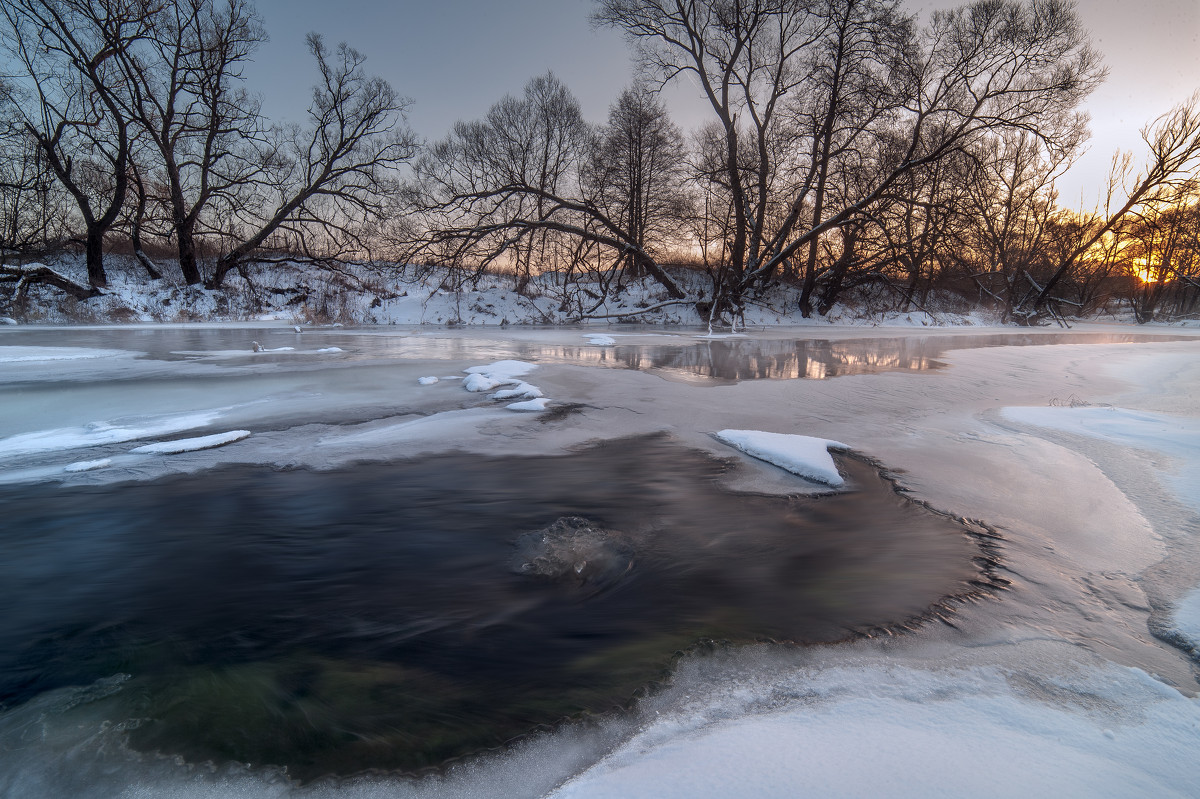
[129,430,251,454]
[715,429,851,487]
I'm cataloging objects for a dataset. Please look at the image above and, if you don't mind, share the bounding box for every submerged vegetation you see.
[1,0,1198,324]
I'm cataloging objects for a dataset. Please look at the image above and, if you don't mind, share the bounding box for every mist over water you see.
[0,436,982,780]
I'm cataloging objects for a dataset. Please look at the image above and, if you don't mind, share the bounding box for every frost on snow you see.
[130,430,251,454]
[715,429,850,487]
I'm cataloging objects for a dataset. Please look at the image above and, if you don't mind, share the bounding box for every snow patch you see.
[417,376,440,385]
[507,398,551,412]
[491,382,543,400]
[463,373,504,392]
[464,359,538,380]
[63,458,112,473]
[129,430,251,454]
[583,334,616,346]
[715,429,850,487]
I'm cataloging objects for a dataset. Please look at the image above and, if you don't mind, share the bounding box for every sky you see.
[247,0,1200,209]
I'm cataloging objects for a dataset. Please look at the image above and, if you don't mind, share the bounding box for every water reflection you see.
[0,327,1186,382]
[0,436,983,779]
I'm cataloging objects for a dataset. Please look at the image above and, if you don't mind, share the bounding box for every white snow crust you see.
[715,429,850,487]
[129,430,251,454]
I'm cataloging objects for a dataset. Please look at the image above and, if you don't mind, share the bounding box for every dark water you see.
[0,437,984,779]
[1,327,1188,381]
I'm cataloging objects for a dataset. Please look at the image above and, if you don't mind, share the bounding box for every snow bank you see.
[0,410,223,458]
[0,346,138,363]
[551,662,1200,799]
[129,430,251,454]
[715,429,850,487]
[464,360,538,380]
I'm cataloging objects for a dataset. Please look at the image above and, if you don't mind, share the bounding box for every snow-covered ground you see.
[0,255,1102,328]
[1,321,1199,798]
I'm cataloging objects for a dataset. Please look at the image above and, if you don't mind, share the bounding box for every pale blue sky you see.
[248,0,1200,208]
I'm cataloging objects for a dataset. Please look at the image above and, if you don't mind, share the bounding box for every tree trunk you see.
[177,221,203,285]
[84,228,108,289]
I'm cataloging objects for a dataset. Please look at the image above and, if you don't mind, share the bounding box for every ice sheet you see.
[1001,406,1200,516]
[0,346,138,362]
[551,660,1200,799]
[0,410,223,458]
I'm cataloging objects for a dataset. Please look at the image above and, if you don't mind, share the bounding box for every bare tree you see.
[0,0,158,289]
[116,0,266,285]
[412,73,686,299]
[206,33,417,288]
[1032,93,1200,314]
[596,0,1104,317]
[0,108,72,258]
[583,83,692,278]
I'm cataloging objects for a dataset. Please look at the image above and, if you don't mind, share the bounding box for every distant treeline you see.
[2,0,1198,323]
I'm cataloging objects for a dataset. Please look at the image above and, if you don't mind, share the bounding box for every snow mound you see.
[463,373,504,392]
[492,382,543,400]
[507,398,551,412]
[418,376,440,385]
[130,430,251,455]
[584,334,616,346]
[715,429,850,487]
[465,359,538,380]
[63,458,112,473]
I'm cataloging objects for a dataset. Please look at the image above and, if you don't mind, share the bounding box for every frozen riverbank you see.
[1,323,1198,797]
